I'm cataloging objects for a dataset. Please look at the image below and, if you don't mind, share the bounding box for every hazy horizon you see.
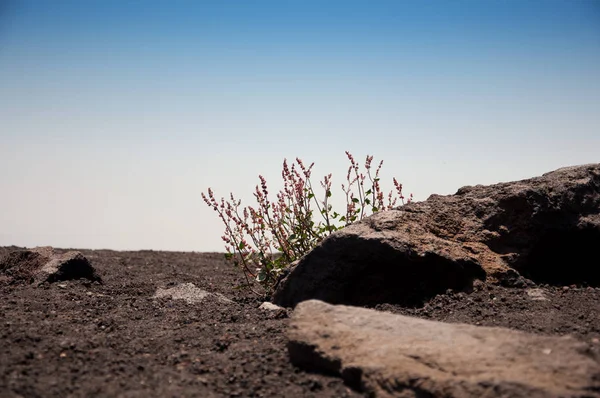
[1,1,599,252]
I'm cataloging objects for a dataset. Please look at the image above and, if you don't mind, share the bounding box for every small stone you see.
[259,302,284,311]
[526,288,549,301]
[153,283,233,304]
[259,301,288,319]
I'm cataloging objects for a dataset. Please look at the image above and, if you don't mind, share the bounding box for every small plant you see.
[202,151,411,296]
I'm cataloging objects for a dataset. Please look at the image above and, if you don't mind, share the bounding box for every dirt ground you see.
[1,247,599,397]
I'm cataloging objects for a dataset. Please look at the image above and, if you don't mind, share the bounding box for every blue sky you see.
[1,0,599,251]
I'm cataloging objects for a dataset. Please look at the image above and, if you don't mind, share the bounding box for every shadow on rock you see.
[273,163,600,308]
[0,246,101,285]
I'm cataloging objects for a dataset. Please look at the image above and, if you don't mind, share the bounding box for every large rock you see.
[0,246,101,285]
[288,300,600,398]
[273,164,600,307]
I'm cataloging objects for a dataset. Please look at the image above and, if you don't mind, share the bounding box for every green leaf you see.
[238,241,245,250]
[352,198,360,203]
[366,189,372,195]
[326,190,332,197]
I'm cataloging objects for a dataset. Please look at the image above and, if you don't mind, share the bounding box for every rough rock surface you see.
[274,164,600,307]
[288,300,600,398]
[259,301,289,319]
[153,282,233,304]
[0,246,101,285]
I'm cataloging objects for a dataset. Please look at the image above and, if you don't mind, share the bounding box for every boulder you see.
[273,164,600,307]
[0,246,101,285]
[288,300,600,398]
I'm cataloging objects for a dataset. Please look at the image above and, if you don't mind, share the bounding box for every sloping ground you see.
[1,247,599,397]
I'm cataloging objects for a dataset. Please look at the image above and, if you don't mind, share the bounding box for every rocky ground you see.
[1,247,599,397]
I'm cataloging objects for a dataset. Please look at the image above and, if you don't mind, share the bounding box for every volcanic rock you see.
[273,164,600,307]
[153,282,233,304]
[288,300,600,398]
[0,246,101,285]
[259,301,288,319]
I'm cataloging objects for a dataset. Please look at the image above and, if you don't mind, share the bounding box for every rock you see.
[259,301,283,311]
[527,288,550,301]
[288,300,600,398]
[153,283,233,304]
[0,246,101,285]
[259,301,288,319]
[273,164,600,307]
[36,250,101,284]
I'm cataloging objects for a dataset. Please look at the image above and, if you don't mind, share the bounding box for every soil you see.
[1,246,599,397]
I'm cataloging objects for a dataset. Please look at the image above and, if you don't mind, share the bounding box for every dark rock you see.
[0,247,101,285]
[273,164,600,308]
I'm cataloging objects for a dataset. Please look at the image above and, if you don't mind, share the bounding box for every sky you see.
[0,0,599,252]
